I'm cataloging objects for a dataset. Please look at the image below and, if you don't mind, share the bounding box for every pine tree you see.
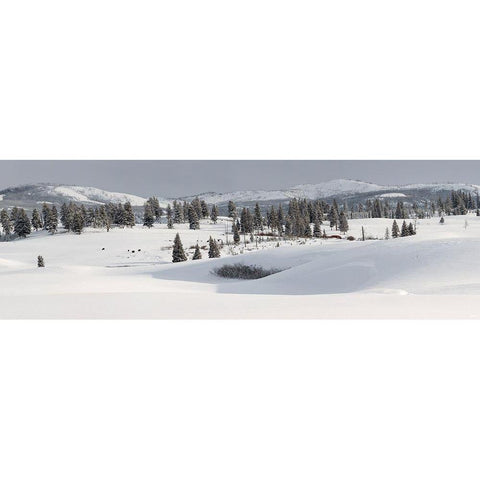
[227,200,236,219]
[400,220,409,237]
[46,206,58,234]
[14,209,31,238]
[304,223,312,237]
[146,197,162,221]
[208,236,220,258]
[210,204,218,223]
[31,208,43,231]
[192,244,202,260]
[328,202,339,230]
[1,208,12,238]
[233,222,240,244]
[143,203,155,228]
[71,210,84,234]
[166,204,173,226]
[124,202,136,227]
[41,203,50,228]
[188,204,200,230]
[338,211,349,234]
[385,227,390,240]
[200,200,209,218]
[37,255,45,267]
[408,222,415,235]
[253,203,263,231]
[172,233,187,262]
[313,217,322,238]
[392,220,399,238]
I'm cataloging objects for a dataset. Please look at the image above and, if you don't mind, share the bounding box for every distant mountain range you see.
[1,179,479,212]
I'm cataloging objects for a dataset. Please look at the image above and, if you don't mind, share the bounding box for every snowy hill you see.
[183,179,480,206]
[1,179,480,212]
[182,179,387,204]
[0,183,150,209]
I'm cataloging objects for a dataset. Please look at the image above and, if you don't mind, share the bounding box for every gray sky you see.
[0,160,479,197]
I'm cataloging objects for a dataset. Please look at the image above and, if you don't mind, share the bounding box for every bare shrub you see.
[213,263,282,280]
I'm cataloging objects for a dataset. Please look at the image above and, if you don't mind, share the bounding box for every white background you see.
[1,1,480,479]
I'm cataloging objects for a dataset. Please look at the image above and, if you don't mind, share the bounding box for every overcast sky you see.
[0,160,479,197]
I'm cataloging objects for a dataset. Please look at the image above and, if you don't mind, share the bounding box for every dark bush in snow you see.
[213,263,282,280]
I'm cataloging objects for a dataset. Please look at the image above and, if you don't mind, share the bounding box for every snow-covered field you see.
[2,215,480,318]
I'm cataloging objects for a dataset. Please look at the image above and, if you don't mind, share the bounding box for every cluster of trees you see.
[389,219,416,239]
[225,198,349,239]
[0,204,59,239]
[59,201,136,234]
[339,189,480,220]
[172,233,221,263]
[155,198,219,230]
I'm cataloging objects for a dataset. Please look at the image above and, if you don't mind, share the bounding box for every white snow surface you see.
[2,215,480,318]
[378,192,407,198]
[188,179,387,203]
[184,179,480,204]
[48,185,149,206]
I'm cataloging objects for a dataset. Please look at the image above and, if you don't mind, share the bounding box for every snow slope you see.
[47,185,149,206]
[2,215,480,318]
[185,179,387,203]
[184,179,480,204]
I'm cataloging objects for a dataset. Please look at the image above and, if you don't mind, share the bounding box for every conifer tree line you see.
[159,197,213,230]
[0,188,477,242]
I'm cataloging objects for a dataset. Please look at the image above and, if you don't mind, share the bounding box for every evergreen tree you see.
[208,236,221,258]
[253,203,263,231]
[166,204,173,225]
[304,223,312,237]
[200,200,209,218]
[313,217,322,238]
[0,209,12,238]
[173,200,183,223]
[41,203,50,228]
[37,255,45,267]
[192,244,202,260]
[31,209,42,231]
[385,227,390,240]
[124,202,136,227]
[328,202,339,230]
[60,203,73,231]
[143,203,155,228]
[172,233,187,262]
[46,206,58,234]
[408,222,415,235]
[400,220,409,237]
[14,209,31,238]
[71,210,84,234]
[10,206,20,225]
[188,204,200,230]
[338,211,349,234]
[86,207,96,227]
[233,222,240,244]
[227,200,237,219]
[392,220,400,238]
[210,204,218,223]
[146,197,162,221]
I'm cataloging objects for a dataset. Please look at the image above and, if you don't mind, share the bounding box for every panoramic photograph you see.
[1,159,480,319]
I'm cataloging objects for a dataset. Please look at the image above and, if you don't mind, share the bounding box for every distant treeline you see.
[1,189,478,241]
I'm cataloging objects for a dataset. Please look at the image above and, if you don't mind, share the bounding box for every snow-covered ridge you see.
[186,179,480,204]
[48,185,149,206]
[184,179,386,203]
